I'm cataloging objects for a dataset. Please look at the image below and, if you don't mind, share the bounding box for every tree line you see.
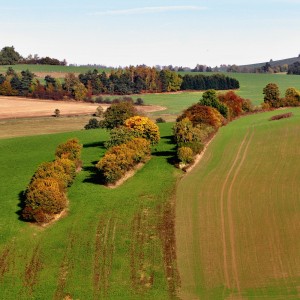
[173,90,253,167]
[0,66,240,100]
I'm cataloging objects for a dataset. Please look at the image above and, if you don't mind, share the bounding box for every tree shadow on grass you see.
[152,150,178,165]
[82,163,105,185]
[16,190,28,222]
[83,141,106,149]
[161,135,175,145]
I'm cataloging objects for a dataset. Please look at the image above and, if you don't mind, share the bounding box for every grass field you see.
[0,123,181,299]
[0,64,110,75]
[176,108,300,299]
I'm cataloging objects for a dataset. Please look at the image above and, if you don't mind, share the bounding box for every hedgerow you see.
[22,138,82,224]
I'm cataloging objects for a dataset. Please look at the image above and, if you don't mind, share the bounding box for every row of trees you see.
[94,101,160,184]
[263,83,300,108]
[180,74,239,90]
[0,46,66,65]
[174,90,253,166]
[78,67,240,95]
[0,67,241,100]
[22,139,82,224]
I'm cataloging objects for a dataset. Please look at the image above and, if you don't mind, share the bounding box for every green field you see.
[0,64,110,74]
[0,123,181,299]
[176,108,300,299]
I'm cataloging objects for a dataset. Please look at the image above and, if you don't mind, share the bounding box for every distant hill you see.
[238,56,300,69]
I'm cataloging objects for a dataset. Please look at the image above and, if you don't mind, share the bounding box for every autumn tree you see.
[263,83,280,108]
[124,116,160,145]
[177,104,224,128]
[218,91,244,119]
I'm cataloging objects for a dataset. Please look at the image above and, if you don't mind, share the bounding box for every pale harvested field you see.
[176,108,300,299]
[0,96,165,119]
[0,96,165,138]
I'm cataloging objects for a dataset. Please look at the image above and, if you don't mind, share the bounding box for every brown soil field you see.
[0,96,165,119]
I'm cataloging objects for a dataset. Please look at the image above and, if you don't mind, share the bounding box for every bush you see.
[104,126,137,148]
[178,141,204,155]
[135,98,144,105]
[126,138,151,163]
[156,117,166,123]
[55,138,82,168]
[96,138,150,184]
[32,161,72,190]
[177,147,194,164]
[23,178,67,223]
[269,112,293,121]
[84,118,101,130]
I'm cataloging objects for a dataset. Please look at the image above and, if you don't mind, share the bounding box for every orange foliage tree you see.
[177,104,224,128]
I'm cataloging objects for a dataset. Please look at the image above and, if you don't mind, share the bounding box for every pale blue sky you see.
[1,0,300,67]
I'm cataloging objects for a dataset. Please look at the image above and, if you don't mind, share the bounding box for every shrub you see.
[241,98,253,112]
[96,138,150,184]
[23,178,67,223]
[135,98,144,105]
[178,141,204,155]
[156,117,166,123]
[94,106,104,117]
[54,108,60,117]
[177,147,194,164]
[263,83,280,108]
[284,87,300,106]
[124,116,160,145]
[84,118,101,130]
[104,126,137,148]
[55,138,82,168]
[126,138,151,163]
[269,112,293,121]
[32,161,72,190]
[96,144,136,184]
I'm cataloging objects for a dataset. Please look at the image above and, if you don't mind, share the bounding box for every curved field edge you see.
[0,123,181,299]
[176,108,300,299]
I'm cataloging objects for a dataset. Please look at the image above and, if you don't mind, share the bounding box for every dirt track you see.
[0,96,166,119]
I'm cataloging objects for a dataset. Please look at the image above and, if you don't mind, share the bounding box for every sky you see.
[1,0,300,67]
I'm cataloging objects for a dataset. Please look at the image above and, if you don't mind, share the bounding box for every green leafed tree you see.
[0,46,22,65]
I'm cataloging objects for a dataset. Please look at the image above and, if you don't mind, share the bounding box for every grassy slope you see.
[176,108,300,299]
[0,123,181,299]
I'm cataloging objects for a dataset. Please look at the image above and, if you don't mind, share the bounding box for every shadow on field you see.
[152,150,177,165]
[16,191,28,222]
[82,163,104,185]
[83,141,105,149]
[161,135,175,144]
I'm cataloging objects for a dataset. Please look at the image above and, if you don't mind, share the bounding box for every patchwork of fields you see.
[1,65,300,298]
[176,108,300,299]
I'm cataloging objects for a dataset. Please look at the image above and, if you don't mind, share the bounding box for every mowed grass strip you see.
[0,123,181,299]
[176,108,300,299]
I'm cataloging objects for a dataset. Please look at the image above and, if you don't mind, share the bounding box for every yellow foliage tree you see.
[124,116,160,145]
